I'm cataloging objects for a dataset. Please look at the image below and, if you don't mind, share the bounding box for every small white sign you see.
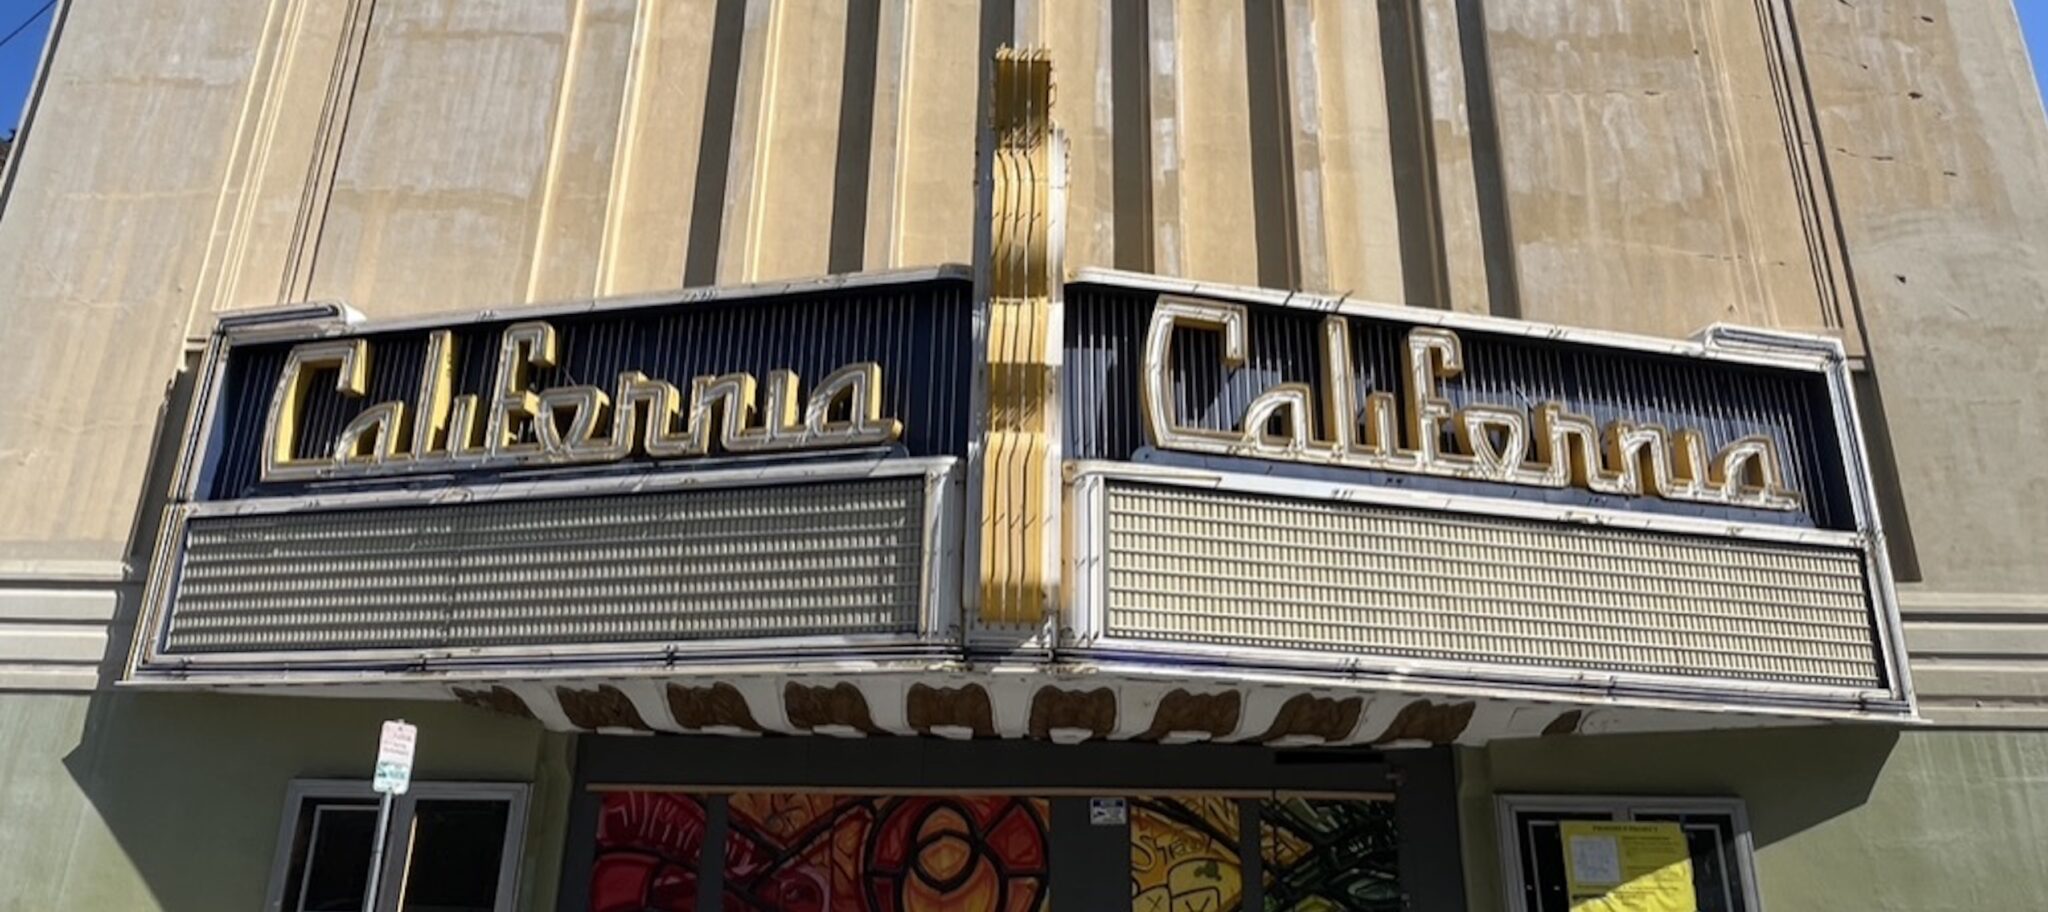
[1567,833,1623,886]
[372,720,417,795]
[1089,797,1127,826]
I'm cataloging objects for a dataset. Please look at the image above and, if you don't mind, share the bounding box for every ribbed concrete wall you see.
[0,0,2042,722]
[1789,0,2048,726]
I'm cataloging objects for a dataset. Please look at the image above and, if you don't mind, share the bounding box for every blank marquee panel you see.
[160,477,928,654]
[1100,482,1883,689]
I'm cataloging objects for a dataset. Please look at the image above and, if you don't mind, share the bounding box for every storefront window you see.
[279,797,380,911]
[1260,798,1403,911]
[1497,796,1761,912]
[397,799,516,911]
[264,780,529,912]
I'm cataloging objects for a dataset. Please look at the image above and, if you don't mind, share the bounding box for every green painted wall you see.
[0,690,571,911]
[1458,725,2048,911]
[13,691,2048,912]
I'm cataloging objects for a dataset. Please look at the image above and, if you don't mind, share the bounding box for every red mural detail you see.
[855,797,1049,912]
[594,792,1051,911]
[592,792,711,912]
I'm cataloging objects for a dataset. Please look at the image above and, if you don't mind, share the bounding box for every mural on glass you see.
[591,792,1050,912]
[591,791,713,912]
[1129,796,1246,912]
[1259,798,1402,912]
[590,791,1396,911]
[1127,796,1401,912]
[724,793,1050,911]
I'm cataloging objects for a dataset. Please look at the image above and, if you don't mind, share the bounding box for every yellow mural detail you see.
[1131,797,1244,912]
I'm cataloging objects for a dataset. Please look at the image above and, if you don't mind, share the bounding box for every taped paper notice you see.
[1560,821,1696,912]
[1569,833,1623,885]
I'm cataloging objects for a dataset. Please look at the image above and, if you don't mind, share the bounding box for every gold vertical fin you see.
[979,49,1058,626]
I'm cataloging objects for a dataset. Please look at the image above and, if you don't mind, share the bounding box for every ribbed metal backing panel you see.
[1102,482,1881,689]
[162,478,925,654]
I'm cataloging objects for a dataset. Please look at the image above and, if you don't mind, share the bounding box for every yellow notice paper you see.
[1559,821,1697,912]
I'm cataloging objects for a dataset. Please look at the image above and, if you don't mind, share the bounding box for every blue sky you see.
[0,0,51,134]
[2025,3,2048,117]
[0,1,2040,136]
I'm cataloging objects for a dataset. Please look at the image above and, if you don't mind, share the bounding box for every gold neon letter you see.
[262,339,370,481]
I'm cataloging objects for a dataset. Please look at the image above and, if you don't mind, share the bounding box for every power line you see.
[0,1,55,54]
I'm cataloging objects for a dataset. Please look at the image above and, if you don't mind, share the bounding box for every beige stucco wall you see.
[1789,0,2048,723]
[13,0,2029,545]
[0,0,269,565]
[0,0,2042,715]
[1482,1,1855,337]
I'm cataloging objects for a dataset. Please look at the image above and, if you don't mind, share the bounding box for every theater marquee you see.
[120,48,1911,743]
[127,263,1911,735]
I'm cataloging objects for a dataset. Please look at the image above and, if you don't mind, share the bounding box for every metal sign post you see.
[363,719,417,911]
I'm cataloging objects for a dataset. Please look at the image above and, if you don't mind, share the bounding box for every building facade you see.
[1,1,2045,910]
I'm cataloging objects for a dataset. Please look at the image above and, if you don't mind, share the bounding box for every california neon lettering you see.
[261,320,901,481]
[1139,297,1802,511]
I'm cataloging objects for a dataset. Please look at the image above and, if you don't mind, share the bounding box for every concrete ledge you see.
[1900,590,2048,727]
[0,578,125,693]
